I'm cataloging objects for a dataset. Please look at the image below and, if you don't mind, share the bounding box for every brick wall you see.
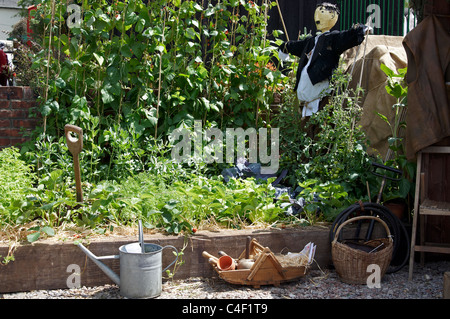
[0,86,40,149]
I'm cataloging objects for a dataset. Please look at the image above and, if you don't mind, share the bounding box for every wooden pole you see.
[444,272,450,299]
[275,0,289,41]
[43,0,56,135]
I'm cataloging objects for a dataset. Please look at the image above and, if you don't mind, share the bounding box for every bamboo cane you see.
[43,0,56,135]
[275,0,289,41]
[155,7,166,139]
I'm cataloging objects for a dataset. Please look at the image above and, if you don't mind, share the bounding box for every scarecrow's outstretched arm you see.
[333,24,370,54]
[278,37,312,59]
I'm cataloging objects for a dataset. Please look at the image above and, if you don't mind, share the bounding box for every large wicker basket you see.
[331,216,393,285]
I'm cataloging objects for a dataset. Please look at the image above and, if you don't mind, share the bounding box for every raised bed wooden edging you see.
[0,227,331,293]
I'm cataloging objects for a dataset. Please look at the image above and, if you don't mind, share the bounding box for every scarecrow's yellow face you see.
[314,6,338,32]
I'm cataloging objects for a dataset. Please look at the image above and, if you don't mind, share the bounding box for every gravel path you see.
[2,261,449,299]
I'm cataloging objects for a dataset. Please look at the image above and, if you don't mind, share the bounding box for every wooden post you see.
[444,272,450,299]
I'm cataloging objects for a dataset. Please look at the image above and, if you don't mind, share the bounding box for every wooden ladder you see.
[409,146,450,280]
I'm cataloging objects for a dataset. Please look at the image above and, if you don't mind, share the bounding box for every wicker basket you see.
[331,216,393,284]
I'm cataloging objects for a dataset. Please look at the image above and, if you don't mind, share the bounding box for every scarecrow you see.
[278,2,369,117]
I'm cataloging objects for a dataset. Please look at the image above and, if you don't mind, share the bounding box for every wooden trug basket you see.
[202,239,309,288]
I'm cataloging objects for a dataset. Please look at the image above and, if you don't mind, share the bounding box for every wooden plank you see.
[0,227,331,293]
[424,149,450,247]
[420,208,450,216]
[428,153,450,202]
[413,245,450,254]
[412,148,450,274]
[250,256,285,285]
[421,199,450,211]
[409,151,423,280]
[422,146,450,154]
[420,199,450,216]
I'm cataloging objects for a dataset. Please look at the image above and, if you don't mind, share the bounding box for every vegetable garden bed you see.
[0,0,417,295]
[0,226,330,294]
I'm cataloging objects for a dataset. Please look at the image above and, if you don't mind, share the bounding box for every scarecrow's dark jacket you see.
[279,25,366,91]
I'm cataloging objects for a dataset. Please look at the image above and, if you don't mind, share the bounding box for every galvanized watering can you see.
[77,221,178,298]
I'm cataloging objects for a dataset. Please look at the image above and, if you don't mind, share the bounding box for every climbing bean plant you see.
[29,0,287,176]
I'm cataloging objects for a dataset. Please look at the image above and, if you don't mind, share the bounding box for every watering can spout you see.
[77,243,120,286]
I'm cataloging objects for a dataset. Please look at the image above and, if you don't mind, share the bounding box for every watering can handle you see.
[161,245,178,273]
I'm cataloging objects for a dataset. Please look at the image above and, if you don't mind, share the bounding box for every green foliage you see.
[298,179,352,223]
[1,0,295,240]
[2,1,408,242]
[25,0,287,184]
[1,148,287,238]
[173,176,284,228]
[378,63,408,159]
[274,64,378,220]
[101,173,285,234]
[26,225,55,243]
[0,147,36,216]
[378,64,415,202]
